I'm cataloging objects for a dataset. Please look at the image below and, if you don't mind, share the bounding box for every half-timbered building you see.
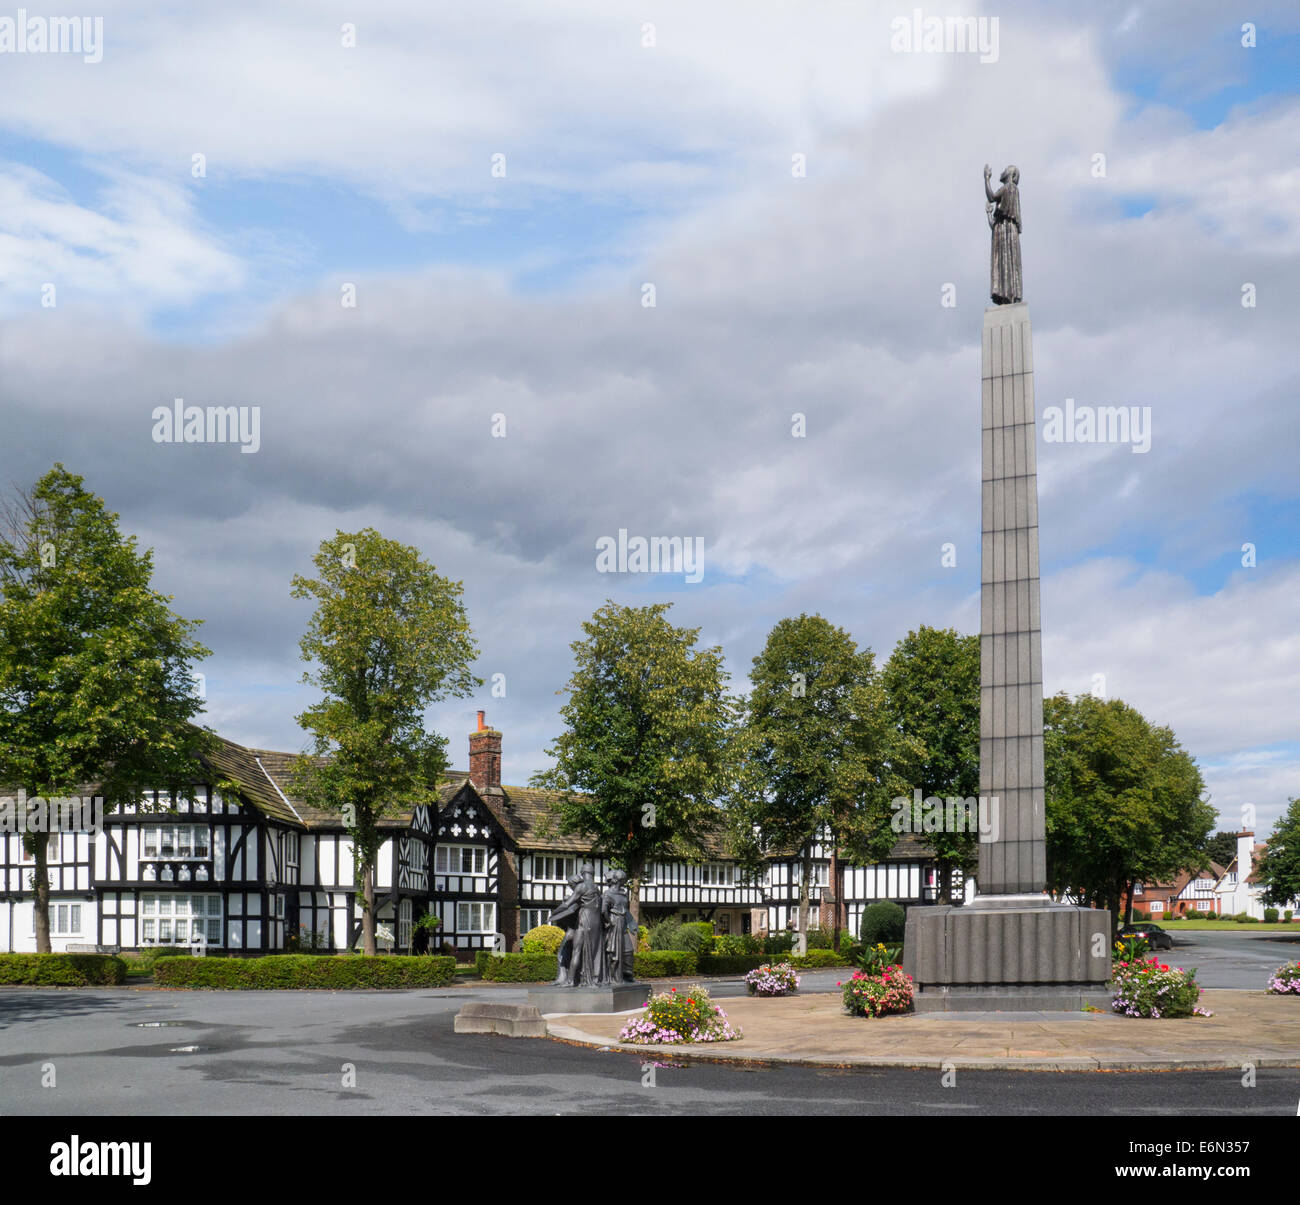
[3,711,960,956]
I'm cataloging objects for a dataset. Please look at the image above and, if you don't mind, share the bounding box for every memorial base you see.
[904,896,1111,1013]
[528,983,649,1014]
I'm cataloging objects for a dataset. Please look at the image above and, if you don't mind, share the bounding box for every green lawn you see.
[1142,919,1299,932]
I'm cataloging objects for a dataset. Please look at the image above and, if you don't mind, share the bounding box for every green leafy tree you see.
[0,465,211,952]
[292,529,479,956]
[1043,692,1212,930]
[1199,830,1239,873]
[530,601,736,924]
[881,626,980,904]
[733,614,919,953]
[1256,798,1300,909]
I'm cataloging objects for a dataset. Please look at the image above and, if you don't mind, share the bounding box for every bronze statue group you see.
[548,865,638,987]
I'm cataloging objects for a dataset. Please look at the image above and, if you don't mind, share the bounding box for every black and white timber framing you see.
[0,719,968,955]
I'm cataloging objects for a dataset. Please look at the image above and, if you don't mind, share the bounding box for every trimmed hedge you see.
[480,952,558,982]
[0,953,127,986]
[153,954,457,990]
[634,950,698,977]
[698,954,766,976]
[787,949,855,969]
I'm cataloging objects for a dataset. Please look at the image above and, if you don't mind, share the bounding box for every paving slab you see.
[544,989,1300,1071]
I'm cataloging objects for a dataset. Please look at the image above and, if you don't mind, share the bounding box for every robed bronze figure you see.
[548,866,639,987]
[985,164,1022,304]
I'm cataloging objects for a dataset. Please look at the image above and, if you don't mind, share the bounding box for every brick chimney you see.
[468,711,503,795]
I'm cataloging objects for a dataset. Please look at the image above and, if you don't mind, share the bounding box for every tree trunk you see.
[627,856,644,929]
[29,837,51,954]
[830,846,842,950]
[939,859,954,905]
[362,859,376,956]
[796,853,810,956]
[1123,877,1136,928]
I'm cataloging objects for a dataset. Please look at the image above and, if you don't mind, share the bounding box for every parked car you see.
[1118,922,1173,950]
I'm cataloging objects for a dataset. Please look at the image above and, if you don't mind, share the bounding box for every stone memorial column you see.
[901,167,1112,1011]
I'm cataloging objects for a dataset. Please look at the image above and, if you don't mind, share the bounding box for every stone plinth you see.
[528,983,649,1014]
[905,896,1111,1011]
[454,1002,548,1037]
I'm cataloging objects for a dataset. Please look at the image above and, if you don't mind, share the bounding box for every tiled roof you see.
[205,738,450,831]
[451,779,941,862]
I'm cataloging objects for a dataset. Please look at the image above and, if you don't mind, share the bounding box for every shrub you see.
[0,953,127,986]
[1111,956,1209,1018]
[122,946,189,976]
[634,951,698,978]
[762,932,794,957]
[804,929,833,949]
[1267,961,1300,994]
[840,966,913,1017]
[744,962,800,996]
[1234,914,1261,924]
[860,901,906,945]
[1264,908,1280,923]
[474,950,492,977]
[479,952,557,982]
[787,949,853,968]
[152,954,457,989]
[521,924,566,954]
[647,920,686,951]
[1286,910,1294,922]
[618,984,742,1045]
[677,922,715,955]
[713,933,761,956]
[697,954,766,976]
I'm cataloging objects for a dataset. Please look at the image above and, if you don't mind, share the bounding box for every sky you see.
[1,1,1297,838]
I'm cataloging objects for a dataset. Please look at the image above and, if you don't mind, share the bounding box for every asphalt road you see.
[1,985,1298,1116]
[1156,928,1300,989]
[0,931,1294,1116]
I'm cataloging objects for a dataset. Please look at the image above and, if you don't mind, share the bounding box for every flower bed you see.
[1111,956,1210,1018]
[1267,961,1300,995]
[618,984,743,1045]
[744,962,800,996]
[840,965,914,1017]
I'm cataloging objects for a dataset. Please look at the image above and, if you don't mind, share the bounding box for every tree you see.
[292,529,478,956]
[881,626,980,904]
[733,614,919,953]
[1199,830,1239,873]
[530,601,736,925]
[1256,798,1300,909]
[1043,692,1213,930]
[0,465,211,951]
